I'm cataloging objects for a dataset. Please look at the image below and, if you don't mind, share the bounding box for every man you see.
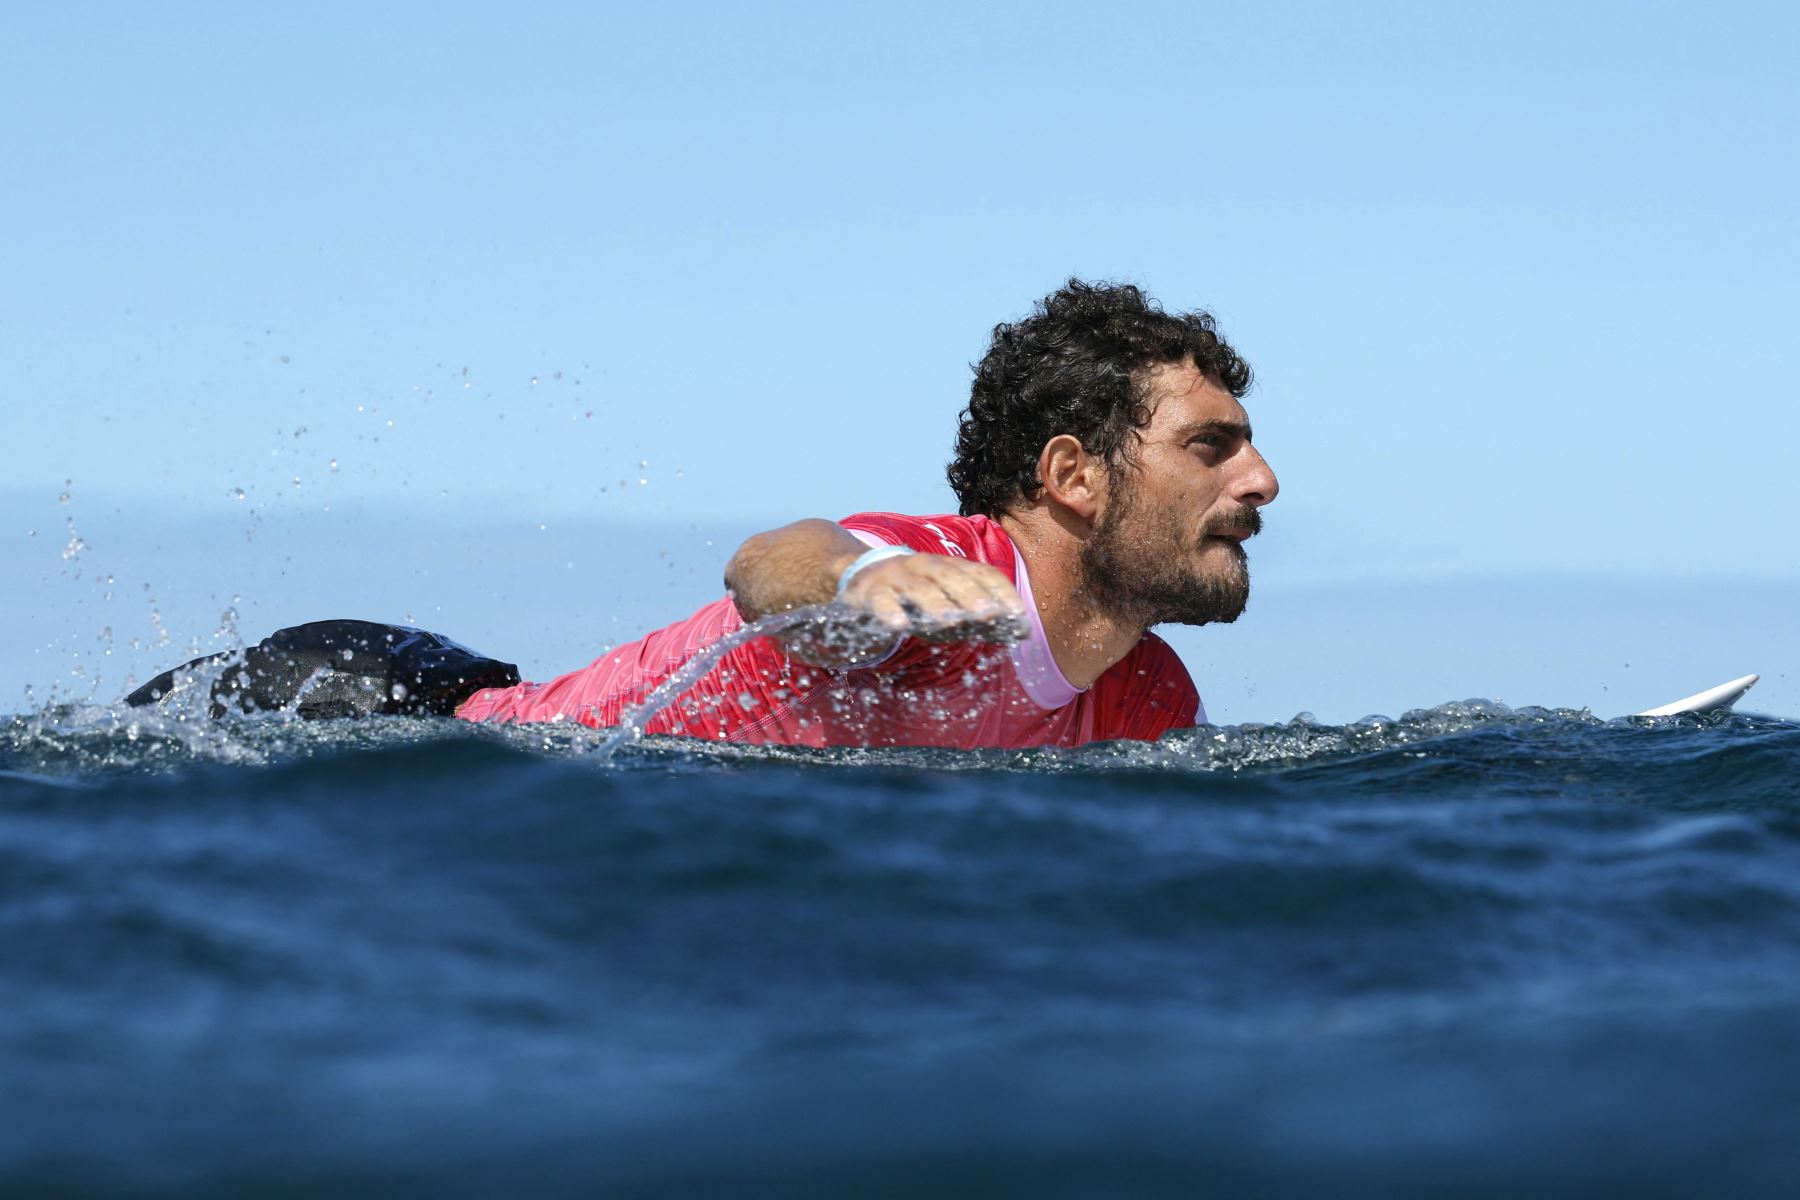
[456,278,1277,747]
[129,279,1277,748]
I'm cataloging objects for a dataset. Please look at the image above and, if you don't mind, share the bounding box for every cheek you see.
[1167,479,1221,526]
[1166,456,1223,505]
[1155,458,1217,506]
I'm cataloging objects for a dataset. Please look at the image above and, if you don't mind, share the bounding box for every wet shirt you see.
[453,512,1203,748]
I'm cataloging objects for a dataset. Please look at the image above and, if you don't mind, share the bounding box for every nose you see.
[1234,443,1279,508]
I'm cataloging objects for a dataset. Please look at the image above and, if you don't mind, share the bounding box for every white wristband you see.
[835,545,915,599]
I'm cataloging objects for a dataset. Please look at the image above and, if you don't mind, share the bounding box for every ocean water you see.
[3,702,1800,1197]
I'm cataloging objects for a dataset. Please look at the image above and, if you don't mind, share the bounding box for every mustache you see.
[1201,507,1263,540]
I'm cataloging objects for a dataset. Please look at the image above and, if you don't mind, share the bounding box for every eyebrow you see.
[1174,418,1253,443]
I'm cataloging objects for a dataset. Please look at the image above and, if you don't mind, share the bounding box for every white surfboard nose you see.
[1634,673,1760,717]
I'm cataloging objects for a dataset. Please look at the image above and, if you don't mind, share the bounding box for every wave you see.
[4,695,1794,788]
[4,699,1800,1197]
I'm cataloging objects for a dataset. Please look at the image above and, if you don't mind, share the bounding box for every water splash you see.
[4,694,1786,786]
[593,607,827,757]
[591,600,1034,758]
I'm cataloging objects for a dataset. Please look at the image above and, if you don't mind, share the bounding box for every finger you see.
[921,574,1030,642]
[902,592,1022,643]
[848,557,1027,642]
[844,556,921,607]
[926,568,1006,619]
[909,557,1023,619]
[859,586,913,636]
[850,560,958,624]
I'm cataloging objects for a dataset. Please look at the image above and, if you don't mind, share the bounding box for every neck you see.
[997,508,1146,689]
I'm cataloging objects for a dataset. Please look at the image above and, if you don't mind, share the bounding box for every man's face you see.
[1079,361,1279,627]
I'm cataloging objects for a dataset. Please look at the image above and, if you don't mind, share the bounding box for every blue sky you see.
[4,1,1796,720]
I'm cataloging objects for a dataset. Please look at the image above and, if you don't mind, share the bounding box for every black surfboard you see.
[126,619,519,719]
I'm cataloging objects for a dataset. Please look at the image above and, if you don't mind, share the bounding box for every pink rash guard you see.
[454,512,1203,749]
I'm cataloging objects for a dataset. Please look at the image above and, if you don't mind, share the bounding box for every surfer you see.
[131,279,1277,748]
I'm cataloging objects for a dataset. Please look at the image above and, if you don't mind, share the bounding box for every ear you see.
[1036,434,1102,521]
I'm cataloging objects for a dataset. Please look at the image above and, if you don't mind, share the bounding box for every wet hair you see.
[947,278,1252,517]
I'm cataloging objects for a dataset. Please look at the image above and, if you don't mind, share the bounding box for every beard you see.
[1078,478,1259,629]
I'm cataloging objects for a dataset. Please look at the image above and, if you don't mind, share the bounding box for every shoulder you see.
[838,511,1016,573]
[1109,632,1198,699]
[1089,633,1202,737]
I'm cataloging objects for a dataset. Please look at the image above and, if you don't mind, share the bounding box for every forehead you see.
[1140,360,1249,430]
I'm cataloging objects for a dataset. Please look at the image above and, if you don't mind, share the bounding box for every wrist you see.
[835,545,916,599]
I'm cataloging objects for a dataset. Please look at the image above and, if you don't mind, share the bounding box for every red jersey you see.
[454,512,1202,748]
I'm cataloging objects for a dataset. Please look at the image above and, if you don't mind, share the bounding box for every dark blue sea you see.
[4,702,1800,1197]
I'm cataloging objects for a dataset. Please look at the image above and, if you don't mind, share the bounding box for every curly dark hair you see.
[947,278,1252,517]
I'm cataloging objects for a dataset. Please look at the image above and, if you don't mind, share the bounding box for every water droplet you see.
[530,376,539,386]
[292,476,302,488]
[231,487,246,501]
[57,491,70,505]
[329,458,339,472]
[280,354,290,364]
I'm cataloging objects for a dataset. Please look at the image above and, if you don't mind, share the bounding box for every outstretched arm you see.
[724,518,1027,665]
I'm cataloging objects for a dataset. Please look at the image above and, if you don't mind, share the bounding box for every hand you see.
[839,553,1030,644]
